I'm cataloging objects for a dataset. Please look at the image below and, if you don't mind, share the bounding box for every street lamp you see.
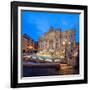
[62,41,67,63]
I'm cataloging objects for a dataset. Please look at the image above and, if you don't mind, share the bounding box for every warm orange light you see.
[28,46,34,49]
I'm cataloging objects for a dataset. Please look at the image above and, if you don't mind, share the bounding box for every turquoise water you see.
[38,56,52,60]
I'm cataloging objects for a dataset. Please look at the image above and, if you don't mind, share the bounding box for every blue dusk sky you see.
[21,11,80,42]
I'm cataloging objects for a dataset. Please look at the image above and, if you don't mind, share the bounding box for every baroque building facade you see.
[38,27,76,59]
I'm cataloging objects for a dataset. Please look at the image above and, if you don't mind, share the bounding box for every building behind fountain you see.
[39,27,76,52]
[38,27,78,64]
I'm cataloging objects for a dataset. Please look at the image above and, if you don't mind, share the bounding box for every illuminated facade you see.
[22,34,38,53]
[39,27,76,51]
[38,27,76,60]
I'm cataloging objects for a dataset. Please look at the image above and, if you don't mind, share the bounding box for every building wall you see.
[22,34,38,53]
[39,28,76,53]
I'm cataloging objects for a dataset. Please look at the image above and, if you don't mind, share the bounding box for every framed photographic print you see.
[11,1,88,88]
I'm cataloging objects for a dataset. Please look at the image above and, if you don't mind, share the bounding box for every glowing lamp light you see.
[68,42,71,45]
[63,41,65,45]
[28,46,33,49]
